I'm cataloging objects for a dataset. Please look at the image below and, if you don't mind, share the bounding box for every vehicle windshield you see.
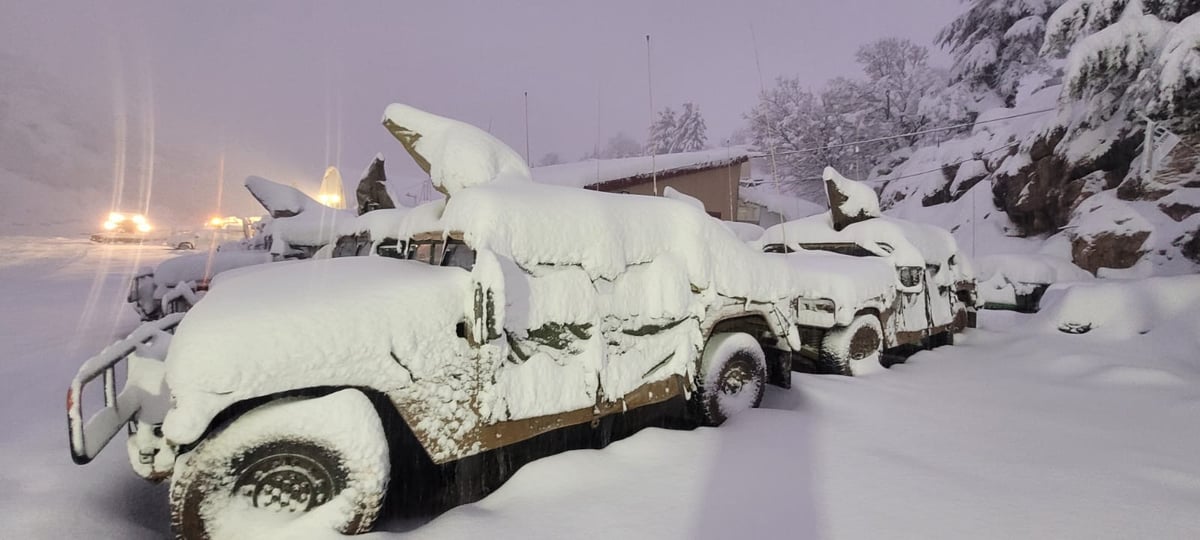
[406,240,442,264]
[441,240,476,270]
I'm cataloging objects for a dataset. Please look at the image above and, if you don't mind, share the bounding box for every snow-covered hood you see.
[161,256,472,445]
[759,212,974,288]
[775,250,898,323]
[152,251,274,291]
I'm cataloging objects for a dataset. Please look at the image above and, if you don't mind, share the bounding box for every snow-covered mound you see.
[975,253,1092,307]
[663,186,704,211]
[1035,274,1200,339]
[723,221,765,243]
[381,104,532,195]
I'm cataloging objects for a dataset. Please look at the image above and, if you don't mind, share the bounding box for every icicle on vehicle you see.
[66,103,977,538]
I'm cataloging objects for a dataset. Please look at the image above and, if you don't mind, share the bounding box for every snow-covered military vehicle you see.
[128,176,409,321]
[758,167,977,374]
[67,104,933,538]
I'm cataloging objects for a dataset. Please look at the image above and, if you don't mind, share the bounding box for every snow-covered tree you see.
[1042,0,1200,156]
[537,152,562,167]
[674,102,708,152]
[592,132,643,159]
[855,38,944,145]
[746,77,867,198]
[648,103,708,154]
[648,107,678,154]
[937,0,1067,105]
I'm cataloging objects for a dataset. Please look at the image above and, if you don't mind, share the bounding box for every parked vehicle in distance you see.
[165,216,259,250]
[66,105,947,538]
[90,212,159,243]
[757,167,977,374]
[128,179,408,321]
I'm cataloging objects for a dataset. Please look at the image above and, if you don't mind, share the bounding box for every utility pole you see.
[646,34,657,196]
[524,91,531,167]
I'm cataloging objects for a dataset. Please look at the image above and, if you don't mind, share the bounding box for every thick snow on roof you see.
[759,212,962,271]
[738,184,826,221]
[437,183,892,313]
[532,148,749,189]
[381,104,532,195]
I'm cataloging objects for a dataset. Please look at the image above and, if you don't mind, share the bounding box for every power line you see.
[759,107,1055,159]
[864,140,1021,184]
[756,139,1022,186]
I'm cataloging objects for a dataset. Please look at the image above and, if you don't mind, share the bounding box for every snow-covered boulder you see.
[975,253,1092,310]
[381,103,532,196]
[1067,192,1154,273]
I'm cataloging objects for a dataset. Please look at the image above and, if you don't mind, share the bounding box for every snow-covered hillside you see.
[0,53,216,236]
[743,0,1200,278]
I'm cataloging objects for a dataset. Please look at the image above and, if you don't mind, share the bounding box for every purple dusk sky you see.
[1,0,960,216]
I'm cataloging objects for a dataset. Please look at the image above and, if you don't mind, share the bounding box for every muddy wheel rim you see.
[233,453,336,513]
[719,359,752,396]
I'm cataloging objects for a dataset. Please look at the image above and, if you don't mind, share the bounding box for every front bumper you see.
[67,314,182,477]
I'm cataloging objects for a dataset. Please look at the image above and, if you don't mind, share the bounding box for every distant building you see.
[532,149,751,220]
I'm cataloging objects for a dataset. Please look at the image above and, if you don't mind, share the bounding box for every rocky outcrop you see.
[1178,229,1200,264]
[1160,200,1200,222]
[1070,230,1151,274]
[992,129,1138,236]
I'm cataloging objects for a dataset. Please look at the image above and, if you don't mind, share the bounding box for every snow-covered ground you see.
[3,237,1199,539]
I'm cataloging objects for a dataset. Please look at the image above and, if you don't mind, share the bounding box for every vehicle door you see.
[464,247,603,424]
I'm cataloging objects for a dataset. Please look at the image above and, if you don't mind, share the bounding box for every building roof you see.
[531,147,750,190]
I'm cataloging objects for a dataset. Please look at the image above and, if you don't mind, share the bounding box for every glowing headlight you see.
[131,214,147,225]
[136,223,152,233]
[103,221,117,230]
[209,217,223,226]
[109,213,125,222]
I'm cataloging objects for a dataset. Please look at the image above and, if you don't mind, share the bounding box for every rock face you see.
[1070,230,1151,274]
[992,130,1137,237]
[1179,229,1200,264]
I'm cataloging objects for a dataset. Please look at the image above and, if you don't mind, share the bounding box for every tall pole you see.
[524,91,531,167]
[646,34,657,196]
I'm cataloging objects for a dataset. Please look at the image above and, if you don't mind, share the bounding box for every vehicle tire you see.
[178,242,195,250]
[819,313,884,376]
[693,333,767,426]
[169,390,389,539]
